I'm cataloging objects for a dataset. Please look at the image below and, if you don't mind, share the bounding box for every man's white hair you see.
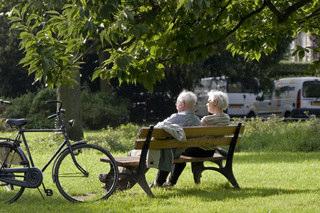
[208,90,229,110]
[176,90,197,108]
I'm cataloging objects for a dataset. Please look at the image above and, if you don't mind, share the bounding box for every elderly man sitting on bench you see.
[150,90,201,187]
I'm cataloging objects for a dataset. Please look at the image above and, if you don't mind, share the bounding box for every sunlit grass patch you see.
[1,152,320,212]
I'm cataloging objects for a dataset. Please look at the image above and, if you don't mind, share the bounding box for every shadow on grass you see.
[0,191,82,210]
[156,184,320,201]
[3,185,320,210]
[234,152,320,164]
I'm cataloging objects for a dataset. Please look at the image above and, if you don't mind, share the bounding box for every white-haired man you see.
[151,90,201,187]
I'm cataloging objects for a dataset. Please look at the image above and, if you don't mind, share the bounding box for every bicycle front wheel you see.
[53,143,118,202]
[0,141,29,203]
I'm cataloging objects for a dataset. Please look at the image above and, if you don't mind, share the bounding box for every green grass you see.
[1,149,320,212]
[1,119,320,212]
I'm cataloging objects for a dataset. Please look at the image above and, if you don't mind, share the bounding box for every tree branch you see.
[186,2,266,53]
[283,0,313,18]
[298,6,320,24]
[265,0,313,23]
[214,0,232,22]
[264,0,283,20]
[223,2,266,39]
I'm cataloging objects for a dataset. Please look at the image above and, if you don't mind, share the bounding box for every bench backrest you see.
[135,124,245,150]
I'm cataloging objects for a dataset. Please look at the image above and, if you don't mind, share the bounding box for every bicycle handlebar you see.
[0,99,11,104]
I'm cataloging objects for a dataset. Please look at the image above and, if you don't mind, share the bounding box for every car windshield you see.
[303,81,320,98]
[227,78,259,93]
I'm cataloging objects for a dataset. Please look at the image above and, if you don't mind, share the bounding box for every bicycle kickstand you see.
[41,183,53,197]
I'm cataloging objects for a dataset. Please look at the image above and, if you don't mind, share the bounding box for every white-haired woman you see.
[167,90,230,186]
[201,90,230,126]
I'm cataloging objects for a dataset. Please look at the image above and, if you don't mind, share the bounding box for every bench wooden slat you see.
[101,156,140,167]
[135,136,233,149]
[101,152,226,168]
[138,125,244,139]
[174,153,225,163]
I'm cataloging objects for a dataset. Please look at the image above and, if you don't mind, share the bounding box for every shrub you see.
[86,117,320,153]
[239,117,320,152]
[0,119,6,131]
[1,88,57,128]
[1,89,130,130]
[28,88,57,128]
[2,92,34,119]
[85,123,140,152]
[81,90,129,129]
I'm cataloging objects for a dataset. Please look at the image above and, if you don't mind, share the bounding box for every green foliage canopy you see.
[5,0,320,89]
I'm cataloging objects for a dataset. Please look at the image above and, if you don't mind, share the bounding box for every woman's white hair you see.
[176,90,197,108]
[208,90,229,110]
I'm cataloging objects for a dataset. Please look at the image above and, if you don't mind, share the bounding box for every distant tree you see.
[198,36,293,90]
[0,3,37,97]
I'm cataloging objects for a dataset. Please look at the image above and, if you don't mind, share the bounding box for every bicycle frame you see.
[12,126,88,180]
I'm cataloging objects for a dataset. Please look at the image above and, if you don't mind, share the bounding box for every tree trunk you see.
[57,70,83,141]
[99,78,112,93]
[98,51,112,93]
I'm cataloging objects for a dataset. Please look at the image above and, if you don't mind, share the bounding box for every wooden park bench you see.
[101,123,244,197]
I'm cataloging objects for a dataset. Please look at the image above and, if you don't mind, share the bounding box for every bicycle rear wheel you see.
[0,141,29,203]
[54,143,118,202]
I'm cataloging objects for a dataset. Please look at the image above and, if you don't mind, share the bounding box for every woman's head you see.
[176,90,197,112]
[207,90,228,113]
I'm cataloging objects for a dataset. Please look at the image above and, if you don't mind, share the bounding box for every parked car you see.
[194,76,259,117]
[253,77,320,118]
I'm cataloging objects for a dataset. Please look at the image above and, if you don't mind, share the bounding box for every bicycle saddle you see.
[6,119,28,127]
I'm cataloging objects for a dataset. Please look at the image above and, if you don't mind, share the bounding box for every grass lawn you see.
[1,141,320,213]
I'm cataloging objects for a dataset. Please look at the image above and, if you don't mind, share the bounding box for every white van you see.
[194,77,259,117]
[253,77,320,117]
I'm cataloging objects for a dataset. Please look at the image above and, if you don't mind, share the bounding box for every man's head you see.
[175,90,197,112]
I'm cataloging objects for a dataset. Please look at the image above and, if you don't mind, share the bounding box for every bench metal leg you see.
[221,168,240,189]
[137,175,154,197]
[191,162,204,184]
[202,166,240,189]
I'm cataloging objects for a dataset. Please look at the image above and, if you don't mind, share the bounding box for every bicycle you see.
[0,100,119,203]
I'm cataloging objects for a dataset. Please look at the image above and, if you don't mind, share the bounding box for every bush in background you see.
[85,117,320,153]
[239,116,320,152]
[2,112,320,153]
[2,92,35,119]
[84,123,139,152]
[81,90,129,129]
[1,89,130,129]
[28,88,57,128]
[2,89,56,128]
[0,119,6,131]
